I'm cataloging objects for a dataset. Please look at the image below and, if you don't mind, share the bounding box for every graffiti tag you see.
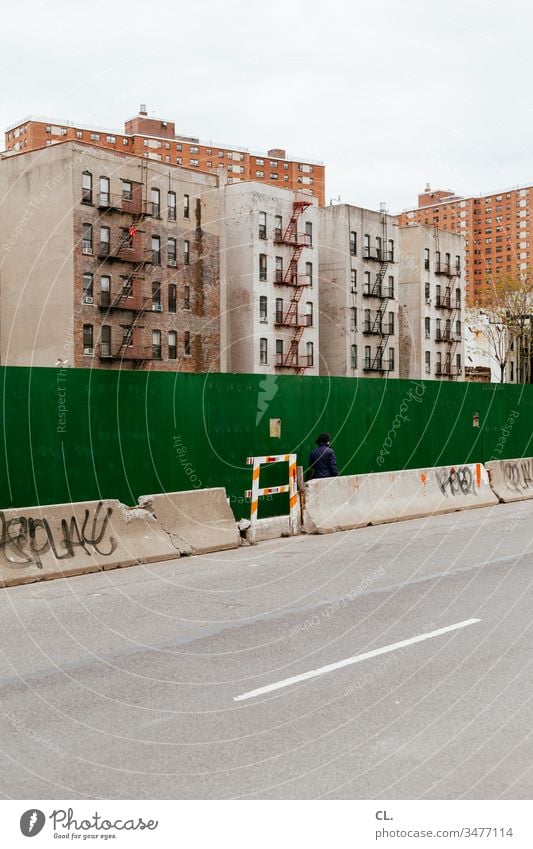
[0,501,117,568]
[502,459,533,493]
[436,466,474,497]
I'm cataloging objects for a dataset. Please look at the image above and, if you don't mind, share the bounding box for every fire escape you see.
[273,200,312,374]
[95,182,157,364]
[434,233,461,379]
[362,208,394,373]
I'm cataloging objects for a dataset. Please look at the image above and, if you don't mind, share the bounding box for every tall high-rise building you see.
[4,106,326,206]
[398,182,532,305]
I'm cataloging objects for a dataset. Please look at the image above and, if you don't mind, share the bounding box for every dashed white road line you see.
[234,618,481,702]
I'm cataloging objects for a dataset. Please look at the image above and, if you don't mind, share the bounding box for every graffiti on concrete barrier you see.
[0,501,117,568]
[502,458,533,493]
[436,466,474,497]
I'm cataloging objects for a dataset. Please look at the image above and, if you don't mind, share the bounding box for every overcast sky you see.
[2,0,533,213]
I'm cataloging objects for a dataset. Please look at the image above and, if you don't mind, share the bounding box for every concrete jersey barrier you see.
[139,488,240,555]
[485,457,533,503]
[303,462,497,534]
[0,499,179,588]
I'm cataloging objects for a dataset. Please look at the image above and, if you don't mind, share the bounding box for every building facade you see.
[318,204,400,378]
[0,142,223,371]
[398,182,533,307]
[398,226,465,381]
[4,107,326,206]
[223,183,320,375]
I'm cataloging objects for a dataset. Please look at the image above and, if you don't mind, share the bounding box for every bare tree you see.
[481,270,533,383]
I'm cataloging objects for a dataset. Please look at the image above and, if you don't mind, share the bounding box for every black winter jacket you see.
[309,444,339,479]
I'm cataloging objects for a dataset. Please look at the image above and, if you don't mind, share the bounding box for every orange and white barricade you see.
[245,453,299,535]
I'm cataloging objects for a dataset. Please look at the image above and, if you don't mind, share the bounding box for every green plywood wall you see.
[0,367,531,520]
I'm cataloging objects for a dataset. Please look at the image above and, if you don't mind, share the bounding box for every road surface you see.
[0,500,531,799]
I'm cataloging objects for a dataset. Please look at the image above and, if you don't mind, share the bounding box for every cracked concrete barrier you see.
[303,463,497,534]
[139,488,240,555]
[0,499,179,588]
[486,457,533,502]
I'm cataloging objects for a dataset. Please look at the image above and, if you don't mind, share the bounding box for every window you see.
[83,324,93,354]
[152,282,161,310]
[306,261,313,285]
[256,170,264,178]
[152,329,162,360]
[259,295,268,322]
[184,240,190,265]
[350,231,357,256]
[388,311,394,335]
[364,270,371,294]
[184,285,191,310]
[270,173,279,180]
[168,238,176,265]
[364,308,371,332]
[82,273,93,302]
[388,347,395,370]
[455,320,461,339]
[168,284,177,313]
[306,341,314,366]
[101,325,111,357]
[274,214,282,240]
[190,146,199,154]
[100,276,110,307]
[184,331,191,356]
[350,268,357,292]
[305,221,313,246]
[168,331,177,360]
[184,194,190,218]
[388,239,394,261]
[424,248,430,270]
[275,255,283,282]
[99,176,110,205]
[100,226,110,255]
[259,211,267,240]
[455,287,461,306]
[387,275,394,298]
[376,236,382,260]
[256,158,264,166]
[363,234,370,257]
[436,351,442,373]
[190,159,199,167]
[364,345,371,368]
[455,254,461,272]
[351,345,357,369]
[306,301,313,326]
[436,317,441,339]
[122,326,133,347]
[259,253,267,281]
[168,191,176,220]
[259,337,268,365]
[122,180,133,201]
[151,188,160,217]
[425,351,431,374]
[425,281,430,301]
[76,130,83,140]
[275,298,284,323]
[425,317,430,338]
[275,339,283,364]
[90,133,100,141]
[82,172,92,204]
[152,235,161,265]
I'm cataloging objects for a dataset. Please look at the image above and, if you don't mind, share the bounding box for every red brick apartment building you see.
[398,183,533,305]
[4,106,325,206]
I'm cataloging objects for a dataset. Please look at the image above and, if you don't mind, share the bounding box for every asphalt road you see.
[0,500,531,800]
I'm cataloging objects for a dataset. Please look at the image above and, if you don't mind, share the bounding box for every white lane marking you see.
[234,618,481,702]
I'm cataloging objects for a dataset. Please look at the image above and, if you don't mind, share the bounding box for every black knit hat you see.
[316,432,331,445]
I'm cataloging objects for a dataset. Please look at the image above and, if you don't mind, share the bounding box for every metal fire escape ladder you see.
[369,210,392,371]
[275,200,312,373]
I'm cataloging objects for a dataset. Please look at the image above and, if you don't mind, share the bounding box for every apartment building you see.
[398,226,465,381]
[223,183,319,375]
[318,204,400,378]
[0,142,222,370]
[4,106,326,206]
[398,183,533,306]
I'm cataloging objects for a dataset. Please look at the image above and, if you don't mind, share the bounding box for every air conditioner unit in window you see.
[82,246,92,255]
[425,298,431,305]
[83,347,94,355]
[83,296,94,305]
[168,259,177,267]
[152,304,163,312]
[350,287,357,294]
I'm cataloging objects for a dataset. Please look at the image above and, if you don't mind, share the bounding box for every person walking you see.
[308,432,339,479]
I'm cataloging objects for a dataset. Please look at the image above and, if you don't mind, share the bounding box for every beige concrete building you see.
[0,142,223,371]
[318,203,399,378]
[223,183,320,375]
[398,225,465,380]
